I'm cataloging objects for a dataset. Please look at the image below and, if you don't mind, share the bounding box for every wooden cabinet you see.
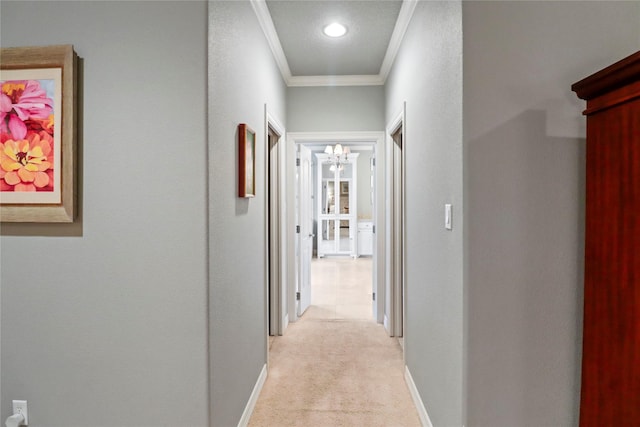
[572,51,640,427]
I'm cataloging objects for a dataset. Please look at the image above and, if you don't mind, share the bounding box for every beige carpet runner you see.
[249,307,422,426]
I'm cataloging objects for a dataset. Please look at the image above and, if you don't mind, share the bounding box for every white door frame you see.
[264,105,286,347]
[286,131,385,323]
[385,104,407,343]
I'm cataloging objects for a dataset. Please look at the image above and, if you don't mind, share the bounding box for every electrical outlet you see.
[12,400,28,425]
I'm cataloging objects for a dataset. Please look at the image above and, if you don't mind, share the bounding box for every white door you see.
[371,154,377,321]
[297,145,313,317]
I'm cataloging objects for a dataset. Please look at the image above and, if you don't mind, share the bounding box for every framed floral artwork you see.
[0,45,77,222]
[238,123,255,198]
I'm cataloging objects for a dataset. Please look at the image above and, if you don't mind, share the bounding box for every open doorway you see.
[268,131,385,339]
[309,143,375,320]
[385,106,405,344]
[266,108,286,339]
[288,133,384,326]
[268,125,281,336]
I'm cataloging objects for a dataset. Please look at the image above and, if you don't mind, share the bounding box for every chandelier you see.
[324,143,351,172]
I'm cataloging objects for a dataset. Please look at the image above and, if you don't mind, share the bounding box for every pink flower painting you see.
[0,79,55,192]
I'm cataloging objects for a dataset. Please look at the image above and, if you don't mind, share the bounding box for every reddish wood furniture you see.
[572,51,640,427]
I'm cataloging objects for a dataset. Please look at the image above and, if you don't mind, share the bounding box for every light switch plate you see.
[445,204,452,230]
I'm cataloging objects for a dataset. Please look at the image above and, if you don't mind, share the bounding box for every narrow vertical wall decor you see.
[238,123,256,198]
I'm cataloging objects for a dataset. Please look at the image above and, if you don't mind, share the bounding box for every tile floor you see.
[308,256,373,320]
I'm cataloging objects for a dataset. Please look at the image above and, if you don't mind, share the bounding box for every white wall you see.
[356,151,373,220]
[463,2,640,426]
[208,1,287,426]
[1,2,209,426]
[287,86,384,132]
[385,2,464,425]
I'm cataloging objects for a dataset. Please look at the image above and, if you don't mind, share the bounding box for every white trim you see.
[237,364,268,427]
[385,105,406,342]
[401,102,407,358]
[379,0,418,81]
[250,0,292,82]
[387,108,405,139]
[267,110,286,138]
[287,131,385,143]
[384,314,390,332]
[264,105,271,361]
[404,366,434,427]
[288,74,384,87]
[265,106,287,341]
[287,131,386,325]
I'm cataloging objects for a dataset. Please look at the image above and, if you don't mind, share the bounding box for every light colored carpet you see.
[249,259,422,427]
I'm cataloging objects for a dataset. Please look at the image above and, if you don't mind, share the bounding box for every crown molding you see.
[288,74,385,87]
[379,0,418,82]
[250,0,292,82]
[287,131,385,144]
[251,0,417,87]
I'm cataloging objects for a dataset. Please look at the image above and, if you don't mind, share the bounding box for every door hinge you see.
[296,292,301,301]
[373,292,376,301]
[296,225,300,233]
[296,158,300,166]
[372,158,376,167]
[373,225,376,234]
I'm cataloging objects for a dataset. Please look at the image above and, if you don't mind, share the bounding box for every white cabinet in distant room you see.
[316,151,359,258]
[357,221,373,257]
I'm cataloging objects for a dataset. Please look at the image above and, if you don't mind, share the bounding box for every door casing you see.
[264,106,286,346]
[286,132,386,324]
[385,105,406,347]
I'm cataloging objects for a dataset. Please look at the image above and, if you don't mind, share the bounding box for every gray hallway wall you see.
[287,86,384,132]
[385,2,465,426]
[208,1,287,425]
[463,2,640,426]
[1,2,209,425]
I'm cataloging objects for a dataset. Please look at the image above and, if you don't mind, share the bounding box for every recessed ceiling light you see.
[323,23,347,38]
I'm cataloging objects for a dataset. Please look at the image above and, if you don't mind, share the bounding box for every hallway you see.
[249,258,421,426]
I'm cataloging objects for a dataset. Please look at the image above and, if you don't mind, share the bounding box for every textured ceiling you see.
[266,0,403,77]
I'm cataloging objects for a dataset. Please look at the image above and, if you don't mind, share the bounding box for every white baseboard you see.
[404,366,434,427]
[237,364,267,427]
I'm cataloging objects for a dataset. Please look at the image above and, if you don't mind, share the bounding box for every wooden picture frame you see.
[0,45,78,222]
[238,123,255,198]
